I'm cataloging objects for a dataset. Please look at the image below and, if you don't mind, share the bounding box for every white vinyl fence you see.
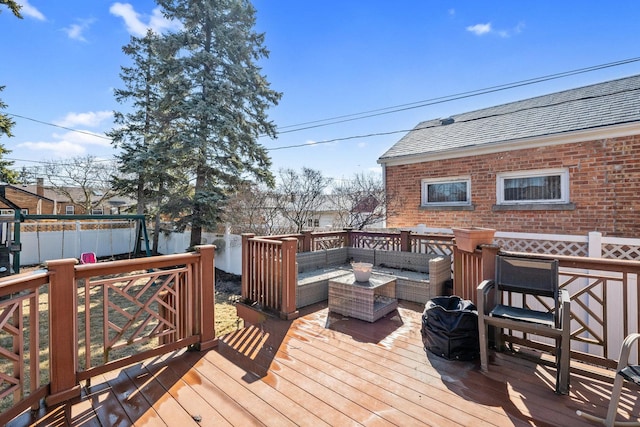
[19,221,138,266]
[156,229,242,275]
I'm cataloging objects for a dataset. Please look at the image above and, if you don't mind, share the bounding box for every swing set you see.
[9,213,151,274]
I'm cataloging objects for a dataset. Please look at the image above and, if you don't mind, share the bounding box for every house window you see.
[1,209,28,216]
[65,205,75,215]
[92,207,104,215]
[421,177,471,206]
[307,218,320,227]
[497,169,569,204]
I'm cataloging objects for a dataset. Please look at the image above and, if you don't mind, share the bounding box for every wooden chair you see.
[577,333,640,426]
[477,254,571,394]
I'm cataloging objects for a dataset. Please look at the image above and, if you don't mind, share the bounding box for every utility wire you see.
[6,57,640,154]
[273,57,640,134]
[5,113,112,140]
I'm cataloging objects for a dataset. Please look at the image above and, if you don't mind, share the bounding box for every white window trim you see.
[496,168,569,205]
[65,205,75,215]
[421,176,471,206]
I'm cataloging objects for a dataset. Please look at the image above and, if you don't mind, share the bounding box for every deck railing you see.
[455,246,640,369]
[241,234,298,319]
[0,245,216,424]
[240,230,454,318]
[243,228,640,371]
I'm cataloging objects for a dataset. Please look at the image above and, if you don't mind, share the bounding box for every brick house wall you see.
[0,186,55,215]
[384,133,640,237]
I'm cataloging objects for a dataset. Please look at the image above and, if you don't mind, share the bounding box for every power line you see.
[272,57,640,134]
[5,113,113,140]
[268,77,640,151]
[6,57,640,153]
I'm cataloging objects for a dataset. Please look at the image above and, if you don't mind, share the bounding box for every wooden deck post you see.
[241,234,255,300]
[196,245,217,351]
[45,258,81,406]
[343,228,352,248]
[302,231,312,252]
[400,230,411,252]
[280,238,299,320]
[481,244,500,281]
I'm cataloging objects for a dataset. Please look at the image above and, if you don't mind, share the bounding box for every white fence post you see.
[588,231,602,258]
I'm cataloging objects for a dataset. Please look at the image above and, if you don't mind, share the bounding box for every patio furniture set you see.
[295,247,451,310]
[291,247,638,424]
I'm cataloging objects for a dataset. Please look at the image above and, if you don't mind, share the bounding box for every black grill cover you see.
[421,296,479,361]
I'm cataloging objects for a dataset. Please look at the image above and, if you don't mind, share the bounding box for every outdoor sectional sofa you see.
[296,247,451,309]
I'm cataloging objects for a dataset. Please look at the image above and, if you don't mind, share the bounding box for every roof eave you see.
[377,122,640,167]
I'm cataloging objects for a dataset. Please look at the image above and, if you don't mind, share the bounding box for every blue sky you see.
[2,1,640,183]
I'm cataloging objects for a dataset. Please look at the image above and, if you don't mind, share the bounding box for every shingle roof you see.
[378,74,640,163]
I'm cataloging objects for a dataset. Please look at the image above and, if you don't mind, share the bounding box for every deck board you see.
[7,301,639,426]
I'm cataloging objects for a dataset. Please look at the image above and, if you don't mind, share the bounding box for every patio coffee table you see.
[328,273,398,322]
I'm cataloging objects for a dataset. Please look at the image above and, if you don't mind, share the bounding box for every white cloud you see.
[63,19,95,42]
[514,21,526,34]
[17,128,111,159]
[466,23,492,36]
[17,140,87,158]
[54,111,113,128]
[466,21,525,38]
[17,0,45,21]
[109,2,181,37]
[17,111,114,158]
[148,7,179,32]
[52,130,112,147]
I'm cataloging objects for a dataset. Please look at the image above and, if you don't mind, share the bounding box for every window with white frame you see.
[65,205,75,215]
[421,177,471,206]
[0,209,13,216]
[497,169,569,204]
[92,207,104,215]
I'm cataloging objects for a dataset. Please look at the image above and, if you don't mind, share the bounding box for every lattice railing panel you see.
[351,234,401,251]
[311,236,345,250]
[82,266,189,367]
[602,244,640,260]
[0,286,44,414]
[410,237,454,256]
[496,238,588,257]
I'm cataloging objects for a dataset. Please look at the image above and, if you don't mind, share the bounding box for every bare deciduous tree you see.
[277,168,331,233]
[222,181,291,235]
[43,155,117,214]
[331,172,403,230]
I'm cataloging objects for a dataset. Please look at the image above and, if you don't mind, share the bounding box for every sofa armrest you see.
[427,256,451,287]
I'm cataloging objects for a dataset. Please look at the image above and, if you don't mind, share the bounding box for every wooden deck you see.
[9,301,639,426]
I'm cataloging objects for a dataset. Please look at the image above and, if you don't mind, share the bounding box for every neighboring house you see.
[20,178,135,216]
[378,74,640,236]
[0,183,56,216]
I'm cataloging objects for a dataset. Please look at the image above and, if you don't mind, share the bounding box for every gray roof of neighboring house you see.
[378,74,640,163]
[21,184,134,207]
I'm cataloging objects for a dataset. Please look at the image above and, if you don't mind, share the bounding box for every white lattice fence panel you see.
[602,244,640,260]
[495,238,588,257]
